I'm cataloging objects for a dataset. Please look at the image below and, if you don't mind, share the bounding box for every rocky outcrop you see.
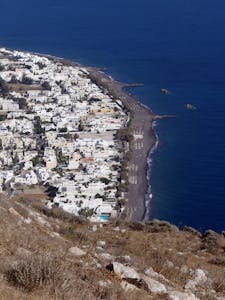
[141,274,167,293]
[128,221,145,231]
[185,269,208,291]
[107,262,167,294]
[120,281,138,292]
[183,226,202,237]
[145,219,179,233]
[129,219,179,233]
[201,230,225,252]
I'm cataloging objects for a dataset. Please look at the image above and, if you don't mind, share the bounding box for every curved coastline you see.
[2,47,158,221]
[121,88,159,222]
[85,67,157,221]
[87,68,157,221]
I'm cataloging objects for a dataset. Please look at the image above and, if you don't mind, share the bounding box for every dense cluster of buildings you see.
[0,48,127,221]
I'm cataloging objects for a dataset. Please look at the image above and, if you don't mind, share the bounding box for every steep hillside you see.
[0,194,225,300]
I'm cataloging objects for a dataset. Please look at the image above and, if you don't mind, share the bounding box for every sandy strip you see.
[86,67,156,221]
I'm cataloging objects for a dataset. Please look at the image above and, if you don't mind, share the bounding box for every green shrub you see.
[100,177,110,185]
[0,114,7,121]
[21,74,33,85]
[41,81,51,91]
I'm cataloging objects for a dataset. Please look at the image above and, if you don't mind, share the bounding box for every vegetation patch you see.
[5,255,61,292]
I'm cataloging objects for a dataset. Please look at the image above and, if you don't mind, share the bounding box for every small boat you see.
[185,103,197,111]
[160,88,171,95]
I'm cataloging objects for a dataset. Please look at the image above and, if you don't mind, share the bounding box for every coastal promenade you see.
[87,67,156,221]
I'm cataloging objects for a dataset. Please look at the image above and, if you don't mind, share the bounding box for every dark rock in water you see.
[160,88,171,95]
[183,226,202,237]
[221,230,225,237]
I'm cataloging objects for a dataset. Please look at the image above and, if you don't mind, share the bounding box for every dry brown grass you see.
[5,254,61,292]
[0,195,225,299]
[0,280,55,300]
[1,250,130,300]
[87,224,225,295]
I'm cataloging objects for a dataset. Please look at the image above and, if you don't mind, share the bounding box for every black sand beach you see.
[87,67,156,221]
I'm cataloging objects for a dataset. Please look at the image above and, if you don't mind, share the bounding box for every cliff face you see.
[0,194,225,300]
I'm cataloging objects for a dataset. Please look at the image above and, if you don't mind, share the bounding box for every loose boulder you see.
[120,281,138,292]
[168,291,200,300]
[141,274,167,293]
[185,269,208,291]
[68,246,86,257]
[98,253,114,261]
[106,262,140,280]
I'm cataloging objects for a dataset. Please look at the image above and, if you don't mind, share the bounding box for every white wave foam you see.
[143,124,159,221]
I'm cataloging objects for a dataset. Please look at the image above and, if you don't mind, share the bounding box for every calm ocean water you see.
[1,0,225,232]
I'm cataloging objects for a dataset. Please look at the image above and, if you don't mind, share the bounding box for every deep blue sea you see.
[1,0,225,232]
